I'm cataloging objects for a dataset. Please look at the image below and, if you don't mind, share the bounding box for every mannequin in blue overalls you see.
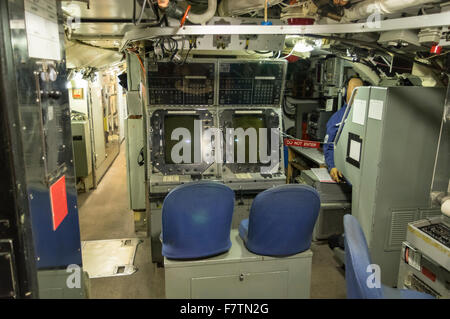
[323,78,363,182]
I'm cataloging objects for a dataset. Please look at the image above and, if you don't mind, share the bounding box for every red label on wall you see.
[284,138,320,149]
[49,175,68,231]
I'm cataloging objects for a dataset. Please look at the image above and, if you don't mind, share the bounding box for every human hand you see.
[330,167,343,183]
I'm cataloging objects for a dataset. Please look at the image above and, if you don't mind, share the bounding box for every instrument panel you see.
[148,62,215,106]
[219,61,286,106]
[147,59,287,107]
[419,223,450,248]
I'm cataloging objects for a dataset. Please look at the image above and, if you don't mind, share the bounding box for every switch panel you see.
[218,60,286,106]
[148,61,215,106]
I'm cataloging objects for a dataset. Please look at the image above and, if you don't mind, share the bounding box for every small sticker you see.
[163,175,180,183]
[47,106,54,121]
[349,140,361,162]
[72,88,83,99]
[326,99,334,112]
[368,100,384,121]
[346,133,362,168]
[404,244,421,271]
[284,138,320,149]
[10,19,25,29]
[235,173,252,179]
[24,0,61,61]
[352,99,366,126]
[49,175,68,231]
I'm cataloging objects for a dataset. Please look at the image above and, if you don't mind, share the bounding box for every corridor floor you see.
[78,143,165,298]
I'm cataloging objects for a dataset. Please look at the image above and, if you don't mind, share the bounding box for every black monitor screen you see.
[231,114,266,163]
[163,115,199,164]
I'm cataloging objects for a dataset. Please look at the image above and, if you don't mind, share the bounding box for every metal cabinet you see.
[71,120,92,178]
[334,86,445,286]
[165,230,312,299]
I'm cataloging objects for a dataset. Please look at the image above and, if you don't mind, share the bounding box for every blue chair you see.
[239,184,321,256]
[343,214,434,299]
[162,181,234,259]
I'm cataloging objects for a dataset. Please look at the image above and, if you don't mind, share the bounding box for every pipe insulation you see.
[441,196,450,217]
[187,0,217,25]
[341,0,439,22]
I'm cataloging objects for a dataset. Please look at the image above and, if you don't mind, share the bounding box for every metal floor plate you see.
[81,238,141,278]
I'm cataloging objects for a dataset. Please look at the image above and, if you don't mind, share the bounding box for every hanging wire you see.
[180,36,197,65]
[127,48,146,80]
[282,46,297,59]
[136,0,147,25]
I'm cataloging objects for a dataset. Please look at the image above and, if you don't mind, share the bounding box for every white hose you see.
[341,0,438,22]
[441,196,450,217]
[187,0,217,25]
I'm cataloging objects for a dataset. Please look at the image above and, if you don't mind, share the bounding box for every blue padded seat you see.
[239,184,321,256]
[162,181,234,259]
[343,214,434,299]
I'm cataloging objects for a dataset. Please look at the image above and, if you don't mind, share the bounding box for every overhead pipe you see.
[434,192,450,217]
[442,196,450,216]
[158,0,217,25]
[186,0,217,25]
[341,0,439,22]
[79,18,158,23]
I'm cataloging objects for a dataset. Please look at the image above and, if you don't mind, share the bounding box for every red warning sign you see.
[284,138,321,149]
[49,175,68,231]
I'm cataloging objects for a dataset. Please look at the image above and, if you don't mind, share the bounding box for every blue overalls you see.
[323,103,348,171]
[323,104,351,249]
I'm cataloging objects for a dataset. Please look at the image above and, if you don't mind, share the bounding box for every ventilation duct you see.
[341,0,439,22]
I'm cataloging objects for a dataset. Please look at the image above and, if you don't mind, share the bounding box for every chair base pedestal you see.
[164,230,313,299]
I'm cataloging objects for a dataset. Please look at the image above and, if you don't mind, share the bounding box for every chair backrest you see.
[343,214,383,299]
[162,181,235,259]
[246,184,321,256]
